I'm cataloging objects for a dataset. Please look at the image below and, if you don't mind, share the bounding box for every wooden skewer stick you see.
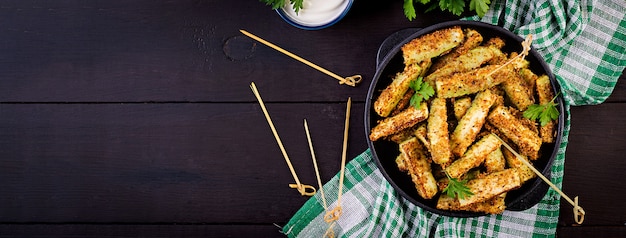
[250,82,316,196]
[240,29,362,87]
[304,119,328,209]
[324,97,352,224]
[492,133,585,224]
[338,97,351,205]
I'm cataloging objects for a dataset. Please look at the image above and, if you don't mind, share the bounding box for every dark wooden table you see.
[0,1,624,237]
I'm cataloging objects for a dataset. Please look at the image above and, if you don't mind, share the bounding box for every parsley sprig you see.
[523,94,560,126]
[261,0,304,13]
[409,77,435,109]
[443,172,473,199]
[403,0,491,20]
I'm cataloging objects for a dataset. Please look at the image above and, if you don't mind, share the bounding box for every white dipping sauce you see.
[281,0,350,27]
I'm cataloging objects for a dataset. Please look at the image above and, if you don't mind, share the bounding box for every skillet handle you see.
[376,28,422,69]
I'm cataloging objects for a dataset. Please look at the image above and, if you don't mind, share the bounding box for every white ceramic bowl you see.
[276,0,354,30]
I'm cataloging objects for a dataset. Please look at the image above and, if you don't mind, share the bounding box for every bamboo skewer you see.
[240,29,362,87]
[493,133,585,224]
[338,97,351,206]
[320,97,352,238]
[323,97,351,225]
[304,119,328,209]
[250,82,316,196]
[304,119,335,238]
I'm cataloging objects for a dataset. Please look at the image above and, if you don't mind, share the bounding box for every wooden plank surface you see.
[1,224,625,238]
[0,0,624,237]
[559,102,626,226]
[0,0,457,102]
[0,103,366,223]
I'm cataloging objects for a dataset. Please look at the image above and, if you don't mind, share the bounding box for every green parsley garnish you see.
[403,0,417,21]
[469,0,491,17]
[409,77,435,109]
[260,0,304,13]
[403,0,491,20]
[443,172,473,199]
[523,94,560,126]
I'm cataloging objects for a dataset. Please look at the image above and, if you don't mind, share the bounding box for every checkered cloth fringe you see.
[283,0,626,237]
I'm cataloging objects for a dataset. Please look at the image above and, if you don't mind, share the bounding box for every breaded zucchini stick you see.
[502,149,537,183]
[536,75,557,143]
[519,68,538,95]
[386,125,418,144]
[396,154,407,172]
[452,96,472,121]
[483,37,507,64]
[374,63,423,117]
[501,69,535,111]
[413,123,430,151]
[509,52,530,69]
[425,46,505,86]
[458,168,521,207]
[427,97,452,167]
[369,102,428,141]
[399,137,439,199]
[389,88,414,116]
[484,147,506,173]
[435,65,509,98]
[402,26,464,66]
[389,61,433,116]
[487,105,542,160]
[491,86,506,107]
[484,37,505,49]
[436,193,506,214]
[451,89,498,157]
[446,134,502,179]
[430,28,483,72]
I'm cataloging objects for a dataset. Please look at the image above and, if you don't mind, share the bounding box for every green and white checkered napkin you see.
[283,0,626,237]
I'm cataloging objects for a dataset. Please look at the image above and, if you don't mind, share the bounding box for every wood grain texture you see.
[0,0,624,236]
[559,103,626,226]
[1,224,624,238]
[0,103,365,223]
[0,224,287,238]
[0,0,457,102]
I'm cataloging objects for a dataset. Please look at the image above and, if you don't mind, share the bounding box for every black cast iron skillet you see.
[365,20,565,217]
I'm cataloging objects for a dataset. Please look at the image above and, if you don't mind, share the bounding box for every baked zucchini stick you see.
[389,88,414,117]
[484,37,505,49]
[484,37,507,64]
[501,69,535,111]
[427,97,452,167]
[519,68,538,95]
[435,65,509,98]
[413,123,430,151]
[458,168,521,207]
[396,154,408,172]
[389,61,433,116]
[369,102,428,141]
[536,75,557,143]
[374,63,423,117]
[436,193,506,214]
[452,96,472,120]
[502,148,537,183]
[430,28,483,71]
[399,137,439,199]
[487,105,542,160]
[484,147,506,173]
[386,125,418,144]
[402,26,464,66]
[446,134,502,179]
[451,89,498,157]
[425,46,504,85]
